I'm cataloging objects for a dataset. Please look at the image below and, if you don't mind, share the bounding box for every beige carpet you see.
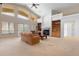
[0,37,79,56]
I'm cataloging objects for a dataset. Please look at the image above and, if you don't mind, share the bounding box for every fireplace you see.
[43,29,50,36]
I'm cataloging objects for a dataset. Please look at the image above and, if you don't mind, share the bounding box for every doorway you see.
[64,22,73,37]
[52,20,61,37]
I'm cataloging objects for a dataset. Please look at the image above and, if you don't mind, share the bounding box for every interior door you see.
[52,20,61,37]
[64,22,73,37]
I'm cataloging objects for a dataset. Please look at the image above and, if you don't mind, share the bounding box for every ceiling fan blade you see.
[36,4,39,6]
[31,3,39,8]
[35,6,38,8]
[0,3,2,5]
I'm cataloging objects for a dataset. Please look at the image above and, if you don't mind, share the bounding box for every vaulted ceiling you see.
[26,3,79,16]
[1,3,79,19]
[0,3,40,21]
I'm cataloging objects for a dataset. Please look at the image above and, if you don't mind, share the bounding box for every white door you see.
[64,22,73,37]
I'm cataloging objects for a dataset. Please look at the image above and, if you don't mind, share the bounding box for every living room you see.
[0,3,79,56]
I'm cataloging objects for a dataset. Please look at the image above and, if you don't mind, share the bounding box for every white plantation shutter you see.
[2,22,9,34]
[9,23,14,33]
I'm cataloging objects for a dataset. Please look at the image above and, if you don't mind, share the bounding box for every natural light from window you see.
[1,12,14,16]
[18,15,29,20]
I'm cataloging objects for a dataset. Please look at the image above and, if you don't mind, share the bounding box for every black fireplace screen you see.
[43,29,50,36]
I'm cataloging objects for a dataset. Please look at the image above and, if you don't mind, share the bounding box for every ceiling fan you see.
[31,3,39,8]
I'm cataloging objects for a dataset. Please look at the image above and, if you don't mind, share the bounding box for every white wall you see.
[37,13,51,29]
[52,13,63,20]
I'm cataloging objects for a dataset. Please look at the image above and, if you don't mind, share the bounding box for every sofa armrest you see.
[32,36,40,40]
